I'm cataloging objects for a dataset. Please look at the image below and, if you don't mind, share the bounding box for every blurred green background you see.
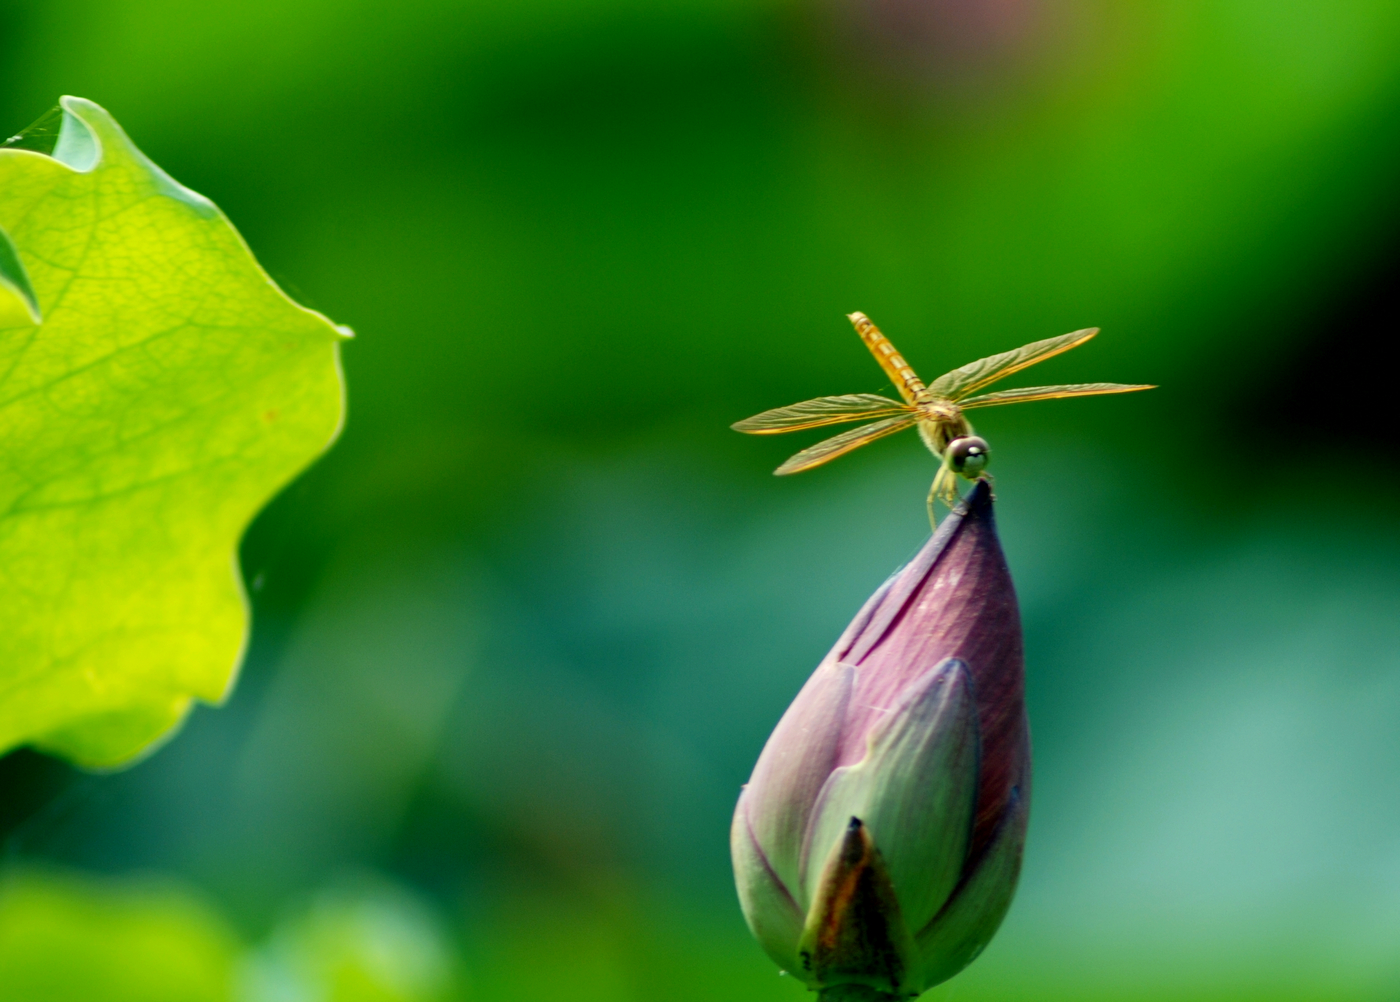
[2,0,1400,999]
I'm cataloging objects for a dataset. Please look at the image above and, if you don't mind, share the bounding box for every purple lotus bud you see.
[731,480,1029,1000]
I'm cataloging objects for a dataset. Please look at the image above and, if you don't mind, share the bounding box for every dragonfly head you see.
[946,436,990,479]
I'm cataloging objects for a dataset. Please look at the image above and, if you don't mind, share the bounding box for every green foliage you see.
[0,868,459,1002]
[0,868,240,1002]
[243,878,458,1002]
[0,97,346,768]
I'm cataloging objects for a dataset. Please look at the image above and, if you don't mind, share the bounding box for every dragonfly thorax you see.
[916,398,971,456]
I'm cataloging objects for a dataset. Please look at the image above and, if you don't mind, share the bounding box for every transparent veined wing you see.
[958,382,1156,409]
[773,414,918,475]
[732,393,911,434]
[927,328,1099,400]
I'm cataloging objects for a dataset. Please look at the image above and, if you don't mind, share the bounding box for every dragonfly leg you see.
[927,458,956,531]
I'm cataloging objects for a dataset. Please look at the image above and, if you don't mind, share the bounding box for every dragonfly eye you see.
[946,436,991,478]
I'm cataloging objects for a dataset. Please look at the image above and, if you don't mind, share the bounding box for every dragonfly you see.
[733,312,1155,526]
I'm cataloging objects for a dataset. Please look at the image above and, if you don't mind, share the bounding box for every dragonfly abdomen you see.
[849,312,929,405]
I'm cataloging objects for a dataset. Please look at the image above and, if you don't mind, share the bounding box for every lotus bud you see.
[731,480,1028,1000]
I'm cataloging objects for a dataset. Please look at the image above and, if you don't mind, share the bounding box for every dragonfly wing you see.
[732,393,911,434]
[928,328,1099,400]
[774,414,917,475]
[959,382,1157,409]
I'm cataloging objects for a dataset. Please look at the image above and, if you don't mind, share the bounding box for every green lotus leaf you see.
[0,868,240,1002]
[0,97,347,768]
